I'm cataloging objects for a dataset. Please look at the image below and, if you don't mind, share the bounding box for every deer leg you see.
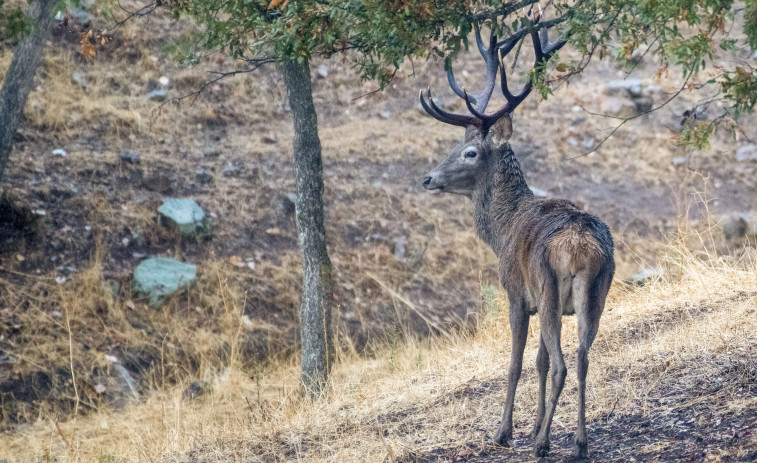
[494,298,529,447]
[533,284,565,458]
[573,275,605,459]
[531,334,549,438]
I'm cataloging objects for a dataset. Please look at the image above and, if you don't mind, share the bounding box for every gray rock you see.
[736,144,757,162]
[158,198,208,236]
[393,236,407,263]
[118,151,141,164]
[601,97,638,118]
[148,89,168,102]
[605,79,643,98]
[182,382,205,400]
[722,212,757,240]
[277,193,296,216]
[672,156,688,166]
[133,257,197,307]
[222,164,242,177]
[634,96,654,113]
[628,268,661,286]
[195,169,213,184]
[95,357,140,409]
[72,72,88,88]
[316,64,329,78]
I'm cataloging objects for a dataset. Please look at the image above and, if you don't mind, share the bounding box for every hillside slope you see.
[2,246,756,462]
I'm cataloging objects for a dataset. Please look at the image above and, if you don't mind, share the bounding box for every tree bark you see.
[281,57,334,397]
[0,0,55,182]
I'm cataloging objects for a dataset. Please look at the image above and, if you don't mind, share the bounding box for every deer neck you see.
[473,147,533,254]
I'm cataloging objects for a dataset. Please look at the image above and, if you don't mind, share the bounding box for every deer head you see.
[421,15,566,198]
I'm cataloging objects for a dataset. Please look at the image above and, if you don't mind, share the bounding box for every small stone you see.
[222,164,242,178]
[393,236,407,263]
[72,72,88,88]
[52,148,67,157]
[182,382,205,400]
[379,111,391,119]
[158,198,208,236]
[195,170,213,184]
[736,144,757,162]
[628,268,661,286]
[133,256,197,307]
[672,157,687,166]
[118,151,141,164]
[316,65,329,78]
[581,138,595,149]
[158,76,170,86]
[147,89,167,102]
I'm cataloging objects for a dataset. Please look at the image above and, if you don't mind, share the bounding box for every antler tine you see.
[419,88,476,128]
[463,88,487,120]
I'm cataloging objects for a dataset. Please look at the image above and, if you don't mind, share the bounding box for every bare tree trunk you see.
[0,0,55,181]
[281,57,334,397]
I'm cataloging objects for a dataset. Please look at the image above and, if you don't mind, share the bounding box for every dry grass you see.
[2,232,755,462]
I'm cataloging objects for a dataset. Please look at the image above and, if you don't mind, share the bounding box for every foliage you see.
[164,0,756,146]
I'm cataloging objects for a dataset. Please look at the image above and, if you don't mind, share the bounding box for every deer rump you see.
[504,199,613,316]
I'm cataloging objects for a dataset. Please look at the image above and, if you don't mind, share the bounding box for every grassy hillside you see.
[2,237,756,461]
[1,2,757,460]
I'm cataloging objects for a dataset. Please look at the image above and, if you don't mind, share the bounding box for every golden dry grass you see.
[2,234,755,462]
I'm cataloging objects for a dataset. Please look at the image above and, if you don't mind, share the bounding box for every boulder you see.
[601,97,638,118]
[147,89,168,102]
[604,79,643,99]
[722,212,757,240]
[133,257,197,307]
[158,198,208,236]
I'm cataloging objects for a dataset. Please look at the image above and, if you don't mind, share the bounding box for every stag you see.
[420,17,615,459]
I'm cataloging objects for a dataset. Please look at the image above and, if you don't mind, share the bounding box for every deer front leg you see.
[494,298,529,447]
[532,334,549,438]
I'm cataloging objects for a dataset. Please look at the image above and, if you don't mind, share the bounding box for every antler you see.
[419,10,567,132]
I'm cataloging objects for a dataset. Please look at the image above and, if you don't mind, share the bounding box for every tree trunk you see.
[0,0,55,182]
[281,57,334,397]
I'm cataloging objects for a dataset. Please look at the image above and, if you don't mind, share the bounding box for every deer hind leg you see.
[533,278,565,458]
[532,334,549,438]
[573,272,608,459]
[494,296,529,447]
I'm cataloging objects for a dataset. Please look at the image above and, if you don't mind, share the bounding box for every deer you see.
[419,16,615,459]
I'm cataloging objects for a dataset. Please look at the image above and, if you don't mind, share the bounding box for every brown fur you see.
[548,226,604,276]
[423,117,615,458]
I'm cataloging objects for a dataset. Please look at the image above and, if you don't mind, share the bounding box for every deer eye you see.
[463,148,478,159]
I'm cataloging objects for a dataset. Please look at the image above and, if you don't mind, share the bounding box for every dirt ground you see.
[1,1,757,447]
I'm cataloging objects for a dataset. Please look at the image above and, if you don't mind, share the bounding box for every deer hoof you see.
[572,438,588,459]
[533,440,550,457]
[493,430,512,447]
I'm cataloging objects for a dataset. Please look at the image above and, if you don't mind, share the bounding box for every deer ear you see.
[486,116,513,149]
